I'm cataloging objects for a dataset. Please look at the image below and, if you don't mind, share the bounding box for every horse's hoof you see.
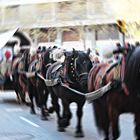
[17,101,21,104]
[59,118,70,128]
[103,138,109,140]
[44,110,50,116]
[25,102,31,106]
[30,110,36,114]
[57,127,65,132]
[41,116,48,121]
[48,107,54,113]
[75,132,84,138]
[16,99,22,104]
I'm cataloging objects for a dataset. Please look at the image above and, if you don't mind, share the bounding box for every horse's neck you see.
[63,61,79,85]
[30,54,38,62]
[12,57,21,72]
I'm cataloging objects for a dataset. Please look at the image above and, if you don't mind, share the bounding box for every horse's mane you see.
[124,47,140,95]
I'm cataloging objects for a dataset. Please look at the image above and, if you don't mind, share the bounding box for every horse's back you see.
[88,64,101,92]
[88,63,116,92]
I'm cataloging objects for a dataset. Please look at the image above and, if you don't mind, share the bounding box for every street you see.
[0,91,136,140]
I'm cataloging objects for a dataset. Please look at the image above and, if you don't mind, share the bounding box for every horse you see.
[46,48,92,137]
[0,39,28,102]
[4,31,32,103]
[88,45,140,140]
[27,46,57,120]
[27,47,42,113]
[11,49,30,104]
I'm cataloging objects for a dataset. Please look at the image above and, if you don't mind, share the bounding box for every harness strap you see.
[121,56,125,81]
[60,81,113,102]
[101,59,129,96]
[102,61,119,85]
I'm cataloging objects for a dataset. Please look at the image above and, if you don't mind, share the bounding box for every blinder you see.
[64,54,89,85]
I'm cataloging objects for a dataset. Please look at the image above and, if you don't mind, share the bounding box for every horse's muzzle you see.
[79,73,88,91]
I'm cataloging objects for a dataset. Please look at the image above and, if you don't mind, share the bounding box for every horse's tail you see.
[92,97,109,134]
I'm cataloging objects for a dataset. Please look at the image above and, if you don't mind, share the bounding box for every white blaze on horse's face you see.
[29,46,37,56]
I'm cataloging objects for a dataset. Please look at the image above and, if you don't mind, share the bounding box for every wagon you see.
[0,28,32,90]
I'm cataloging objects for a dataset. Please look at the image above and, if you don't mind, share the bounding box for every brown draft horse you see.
[27,47,56,120]
[27,49,41,113]
[88,46,140,140]
[11,49,30,104]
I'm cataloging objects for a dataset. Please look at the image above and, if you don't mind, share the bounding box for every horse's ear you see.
[87,48,91,56]
[64,51,69,57]
[53,45,57,49]
[72,48,78,57]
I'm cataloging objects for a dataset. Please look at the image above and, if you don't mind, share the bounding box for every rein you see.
[38,71,113,101]
[60,81,112,101]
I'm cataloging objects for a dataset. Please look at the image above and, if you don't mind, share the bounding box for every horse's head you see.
[64,48,92,91]
[41,46,65,72]
[38,47,56,76]
[42,47,56,67]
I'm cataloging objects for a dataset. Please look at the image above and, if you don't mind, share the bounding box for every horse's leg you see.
[43,87,52,115]
[18,75,28,104]
[28,83,36,114]
[37,79,50,120]
[93,99,110,140]
[75,101,85,138]
[33,80,40,108]
[47,87,54,114]
[15,89,21,104]
[134,113,140,140]
[12,74,22,104]
[48,87,63,131]
[35,89,40,108]
[17,84,27,104]
[109,106,120,140]
[39,88,49,120]
[60,99,72,128]
[13,79,21,104]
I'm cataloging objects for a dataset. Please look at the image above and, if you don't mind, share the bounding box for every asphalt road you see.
[0,91,136,140]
